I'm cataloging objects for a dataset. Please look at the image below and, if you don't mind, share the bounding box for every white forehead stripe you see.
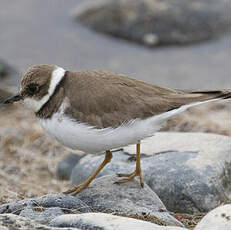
[23,66,66,112]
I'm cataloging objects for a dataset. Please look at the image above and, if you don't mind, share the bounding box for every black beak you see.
[4,94,23,104]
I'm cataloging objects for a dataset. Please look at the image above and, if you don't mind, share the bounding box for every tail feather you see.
[159,89,231,122]
[182,89,231,102]
[162,89,231,117]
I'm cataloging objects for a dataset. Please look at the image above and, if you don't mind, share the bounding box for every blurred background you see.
[1,0,231,204]
[1,0,231,90]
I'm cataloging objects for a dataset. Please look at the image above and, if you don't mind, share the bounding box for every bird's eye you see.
[27,84,39,95]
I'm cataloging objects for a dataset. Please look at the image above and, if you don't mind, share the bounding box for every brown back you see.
[62,70,228,128]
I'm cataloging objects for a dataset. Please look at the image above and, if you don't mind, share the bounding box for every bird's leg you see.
[63,150,112,195]
[116,141,144,187]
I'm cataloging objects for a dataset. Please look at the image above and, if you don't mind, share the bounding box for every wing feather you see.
[65,70,230,128]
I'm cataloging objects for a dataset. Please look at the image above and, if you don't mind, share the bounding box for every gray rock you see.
[71,132,231,214]
[0,59,17,80]
[0,88,12,104]
[195,204,231,230]
[0,213,78,230]
[0,180,182,228]
[57,153,84,180]
[51,213,187,230]
[0,193,91,225]
[74,175,183,227]
[70,150,132,186]
[123,132,231,156]
[0,59,19,88]
[20,207,64,225]
[75,0,231,46]
[0,59,19,108]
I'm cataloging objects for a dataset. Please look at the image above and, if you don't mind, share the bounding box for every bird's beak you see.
[4,94,23,104]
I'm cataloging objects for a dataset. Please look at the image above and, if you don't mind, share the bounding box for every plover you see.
[4,64,231,195]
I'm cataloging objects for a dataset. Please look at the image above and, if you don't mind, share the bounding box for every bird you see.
[4,64,231,195]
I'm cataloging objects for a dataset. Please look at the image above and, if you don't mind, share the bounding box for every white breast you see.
[39,99,216,153]
[40,112,161,153]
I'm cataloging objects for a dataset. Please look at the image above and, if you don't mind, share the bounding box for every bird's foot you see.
[64,150,113,196]
[116,170,144,188]
[63,182,89,196]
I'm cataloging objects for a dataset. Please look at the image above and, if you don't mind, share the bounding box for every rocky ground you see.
[0,99,231,229]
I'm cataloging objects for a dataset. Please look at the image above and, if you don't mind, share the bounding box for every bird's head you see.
[4,64,65,112]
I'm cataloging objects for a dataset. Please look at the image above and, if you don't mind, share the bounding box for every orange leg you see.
[116,141,144,187]
[63,150,113,195]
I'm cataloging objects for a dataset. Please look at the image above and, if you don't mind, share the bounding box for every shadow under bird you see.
[4,64,231,195]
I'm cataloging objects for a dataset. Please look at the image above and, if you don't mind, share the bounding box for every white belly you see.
[39,112,163,153]
[39,99,209,153]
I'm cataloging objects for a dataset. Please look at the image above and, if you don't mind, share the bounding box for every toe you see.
[63,184,85,195]
[117,173,132,177]
[63,188,75,194]
[72,189,81,196]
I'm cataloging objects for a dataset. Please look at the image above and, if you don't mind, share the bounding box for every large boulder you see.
[70,132,231,213]
[75,0,231,46]
[75,175,182,226]
[51,213,187,230]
